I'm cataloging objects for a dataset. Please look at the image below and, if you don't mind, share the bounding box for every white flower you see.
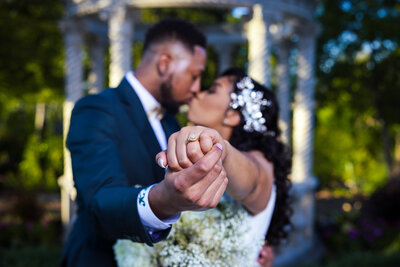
[113,240,155,267]
[113,199,262,267]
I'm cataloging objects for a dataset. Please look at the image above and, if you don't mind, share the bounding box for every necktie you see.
[146,106,165,121]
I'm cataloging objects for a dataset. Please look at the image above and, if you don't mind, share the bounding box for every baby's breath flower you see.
[113,198,263,267]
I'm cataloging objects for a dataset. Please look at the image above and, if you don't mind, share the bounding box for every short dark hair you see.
[143,18,207,53]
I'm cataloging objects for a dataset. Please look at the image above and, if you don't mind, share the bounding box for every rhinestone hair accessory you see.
[230,76,274,135]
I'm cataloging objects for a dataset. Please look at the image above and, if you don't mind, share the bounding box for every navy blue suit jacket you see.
[61,78,180,266]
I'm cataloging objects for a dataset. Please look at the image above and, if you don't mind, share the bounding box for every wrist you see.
[148,182,180,220]
[222,139,231,162]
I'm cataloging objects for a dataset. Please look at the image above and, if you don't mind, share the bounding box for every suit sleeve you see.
[67,94,164,245]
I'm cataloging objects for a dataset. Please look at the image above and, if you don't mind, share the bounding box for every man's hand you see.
[157,126,228,171]
[149,143,228,219]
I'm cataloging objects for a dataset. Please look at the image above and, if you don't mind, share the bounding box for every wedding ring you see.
[186,133,199,145]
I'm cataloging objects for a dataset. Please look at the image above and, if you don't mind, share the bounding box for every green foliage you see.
[0,0,64,192]
[232,44,249,72]
[203,46,219,89]
[0,96,34,176]
[0,0,64,98]
[0,93,63,192]
[314,104,387,194]
[141,8,232,24]
[315,0,400,193]
[0,245,61,267]
[133,42,144,70]
[17,134,63,191]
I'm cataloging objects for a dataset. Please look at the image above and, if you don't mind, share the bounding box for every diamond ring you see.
[186,133,200,145]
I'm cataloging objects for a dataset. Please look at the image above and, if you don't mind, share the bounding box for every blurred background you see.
[0,0,399,266]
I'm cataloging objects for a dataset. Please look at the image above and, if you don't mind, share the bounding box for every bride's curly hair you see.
[220,67,292,246]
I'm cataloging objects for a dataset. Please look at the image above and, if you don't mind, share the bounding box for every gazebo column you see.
[214,43,233,74]
[88,36,105,94]
[108,5,133,87]
[292,25,317,184]
[59,20,83,230]
[281,23,319,263]
[247,4,272,87]
[277,41,291,144]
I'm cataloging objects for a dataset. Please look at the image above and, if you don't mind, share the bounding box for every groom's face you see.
[160,44,206,113]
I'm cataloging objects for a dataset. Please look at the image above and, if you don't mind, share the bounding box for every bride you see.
[114,68,291,266]
[157,67,292,266]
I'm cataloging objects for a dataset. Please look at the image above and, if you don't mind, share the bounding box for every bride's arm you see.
[221,140,274,215]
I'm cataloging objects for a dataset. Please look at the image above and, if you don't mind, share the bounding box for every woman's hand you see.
[156,126,228,171]
[257,245,274,267]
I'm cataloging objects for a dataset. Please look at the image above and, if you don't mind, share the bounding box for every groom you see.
[61,18,227,266]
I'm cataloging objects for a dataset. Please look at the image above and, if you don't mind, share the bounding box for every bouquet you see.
[114,199,263,267]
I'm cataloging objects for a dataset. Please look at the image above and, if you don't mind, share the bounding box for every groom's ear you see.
[156,52,172,78]
[223,109,241,127]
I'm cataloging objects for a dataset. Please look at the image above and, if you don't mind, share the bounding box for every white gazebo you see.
[59,0,320,265]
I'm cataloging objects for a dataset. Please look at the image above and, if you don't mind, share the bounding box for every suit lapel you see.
[115,78,165,182]
[161,114,181,139]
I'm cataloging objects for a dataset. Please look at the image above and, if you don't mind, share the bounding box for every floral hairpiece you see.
[230,76,274,135]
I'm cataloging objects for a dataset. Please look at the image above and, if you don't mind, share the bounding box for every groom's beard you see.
[160,75,181,115]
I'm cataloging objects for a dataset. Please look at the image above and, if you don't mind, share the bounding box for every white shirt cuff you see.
[137,184,180,231]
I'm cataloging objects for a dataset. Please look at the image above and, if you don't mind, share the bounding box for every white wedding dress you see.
[240,184,277,262]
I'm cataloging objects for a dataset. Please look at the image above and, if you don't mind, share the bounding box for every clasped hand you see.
[148,126,229,219]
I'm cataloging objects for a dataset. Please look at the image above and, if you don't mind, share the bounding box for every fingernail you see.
[216,143,223,150]
[158,158,166,168]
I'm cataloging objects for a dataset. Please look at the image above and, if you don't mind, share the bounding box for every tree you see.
[0,0,64,191]
[315,0,400,192]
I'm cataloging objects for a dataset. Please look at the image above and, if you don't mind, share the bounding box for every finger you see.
[258,246,273,267]
[190,159,224,200]
[199,129,220,154]
[257,246,267,265]
[209,176,229,208]
[181,143,223,186]
[176,130,196,169]
[173,158,223,211]
[257,258,266,266]
[259,248,267,258]
[166,133,183,171]
[155,151,168,168]
[186,140,204,164]
[190,163,226,211]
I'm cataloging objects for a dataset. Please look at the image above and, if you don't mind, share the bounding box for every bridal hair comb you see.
[230,76,274,135]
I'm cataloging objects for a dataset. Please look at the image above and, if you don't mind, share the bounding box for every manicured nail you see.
[216,143,223,151]
[158,158,166,168]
